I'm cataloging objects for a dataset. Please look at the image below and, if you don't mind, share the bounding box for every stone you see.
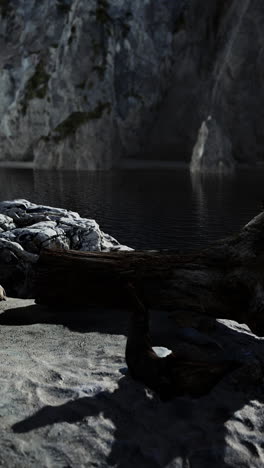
[0,285,6,301]
[0,214,16,232]
[0,0,182,169]
[0,1,263,170]
[147,0,264,170]
[190,116,235,173]
[0,199,132,297]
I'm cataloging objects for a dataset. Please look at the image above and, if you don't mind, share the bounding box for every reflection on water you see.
[0,167,262,250]
[190,171,238,246]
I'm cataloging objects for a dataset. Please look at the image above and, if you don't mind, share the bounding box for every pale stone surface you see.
[190,116,235,173]
[0,199,132,296]
[0,199,131,252]
[0,299,264,467]
[0,0,182,169]
[0,285,6,301]
[0,214,16,232]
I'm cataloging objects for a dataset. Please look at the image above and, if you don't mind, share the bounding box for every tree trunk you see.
[34,208,264,336]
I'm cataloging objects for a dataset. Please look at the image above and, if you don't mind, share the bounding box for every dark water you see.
[0,167,263,250]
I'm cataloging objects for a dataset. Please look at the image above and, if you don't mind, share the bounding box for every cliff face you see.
[0,0,263,170]
[151,0,264,172]
[0,0,181,169]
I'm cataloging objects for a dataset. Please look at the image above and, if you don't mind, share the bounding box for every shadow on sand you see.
[2,303,264,466]
[0,303,129,334]
[12,367,264,467]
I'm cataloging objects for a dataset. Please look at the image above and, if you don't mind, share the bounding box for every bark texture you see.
[34,210,264,336]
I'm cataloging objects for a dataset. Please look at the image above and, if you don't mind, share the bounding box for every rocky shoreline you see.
[0,199,132,297]
[0,201,264,465]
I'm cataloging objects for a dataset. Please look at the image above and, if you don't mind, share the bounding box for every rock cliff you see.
[151,0,264,172]
[0,0,181,169]
[0,0,263,171]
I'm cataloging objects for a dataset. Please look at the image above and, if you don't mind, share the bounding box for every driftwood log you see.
[34,212,264,398]
[124,282,240,400]
[34,210,264,336]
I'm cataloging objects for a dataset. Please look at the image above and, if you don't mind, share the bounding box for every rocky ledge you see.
[1,1,264,172]
[0,199,132,297]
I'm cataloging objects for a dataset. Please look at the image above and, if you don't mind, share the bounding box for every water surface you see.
[0,167,262,250]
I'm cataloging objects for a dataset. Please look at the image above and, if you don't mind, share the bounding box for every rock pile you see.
[0,199,132,297]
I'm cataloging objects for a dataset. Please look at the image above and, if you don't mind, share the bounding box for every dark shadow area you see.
[0,303,129,334]
[0,303,262,357]
[8,309,264,466]
[0,303,199,349]
[12,363,264,467]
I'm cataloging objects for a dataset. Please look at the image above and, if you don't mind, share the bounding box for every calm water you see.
[0,167,263,250]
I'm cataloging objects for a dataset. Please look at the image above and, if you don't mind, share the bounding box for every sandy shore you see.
[1,299,264,467]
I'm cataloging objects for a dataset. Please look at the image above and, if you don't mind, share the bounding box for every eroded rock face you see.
[0,199,132,296]
[0,1,263,171]
[0,0,182,169]
[190,116,235,173]
[148,0,264,171]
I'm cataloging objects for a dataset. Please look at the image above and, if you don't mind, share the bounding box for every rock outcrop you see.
[147,0,264,171]
[0,0,182,169]
[0,1,263,171]
[190,116,235,173]
[0,199,131,296]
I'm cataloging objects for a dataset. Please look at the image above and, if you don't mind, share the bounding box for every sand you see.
[1,299,264,467]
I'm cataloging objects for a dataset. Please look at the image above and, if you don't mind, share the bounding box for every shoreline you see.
[0,159,189,170]
[0,159,263,171]
[0,161,34,169]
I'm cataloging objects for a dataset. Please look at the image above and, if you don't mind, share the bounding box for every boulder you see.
[190,116,235,173]
[0,199,132,297]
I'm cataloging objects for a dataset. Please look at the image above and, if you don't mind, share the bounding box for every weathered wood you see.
[124,281,240,400]
[33,213,264,398]
[33,209,264,335]
[34,248,186,308]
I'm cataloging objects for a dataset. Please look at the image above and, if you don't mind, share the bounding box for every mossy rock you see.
[127,92,144,106]
[174,11,186,34]
[52,102,111,142]
[92,64,106,80]
[76,80,86,89]
[0,0,12,18]
[56,0,71,14]
[22,61,50,115]
[76,79,94,90]
[92,40,102,57]
[93,0,111,25]
[68,24,76,45]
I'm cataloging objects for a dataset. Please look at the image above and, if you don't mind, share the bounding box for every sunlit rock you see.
[0,199,132,296]
[190,116,235,173]
[0,214,16,232]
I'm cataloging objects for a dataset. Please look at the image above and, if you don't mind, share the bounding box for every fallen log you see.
[34,210,264,335]
[124,281,241,400]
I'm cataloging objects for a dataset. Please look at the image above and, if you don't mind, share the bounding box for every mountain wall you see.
[0,0,263,171]
[0,0,182,169]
